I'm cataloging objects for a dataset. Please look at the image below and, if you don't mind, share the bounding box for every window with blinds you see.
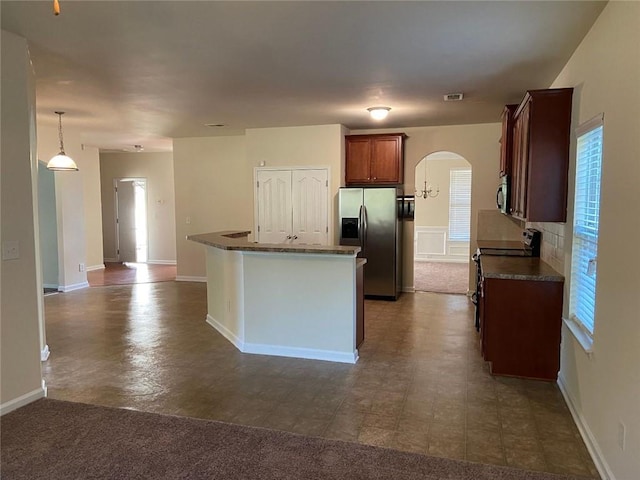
[569,114,603,335]
[449,169,472,241]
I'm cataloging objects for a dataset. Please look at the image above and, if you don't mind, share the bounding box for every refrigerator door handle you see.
[362,205,368,254]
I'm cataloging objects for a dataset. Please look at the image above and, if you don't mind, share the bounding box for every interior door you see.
[292,169,328,245]
[256,170,292,243]
[115,179,137,263]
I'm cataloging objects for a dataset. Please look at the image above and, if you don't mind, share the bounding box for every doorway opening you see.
[115,178,148,263]
[413,151,471,294]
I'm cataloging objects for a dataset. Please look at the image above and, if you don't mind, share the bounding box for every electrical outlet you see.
[186,216,191,225]
[618,421,626,451]
[2,241,19,260]
[79,263,85,272]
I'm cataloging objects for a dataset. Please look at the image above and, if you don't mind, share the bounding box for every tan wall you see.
[352,123,502,290]
[100,152,177,263]
[173,135,251,279]
[174,125,344,278]
[414,156,470,227]
[246,124,344,243]
[546,3,640,478]
[0,30,44,411]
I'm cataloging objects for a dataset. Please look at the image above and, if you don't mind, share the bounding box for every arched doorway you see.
[413,151,471,294]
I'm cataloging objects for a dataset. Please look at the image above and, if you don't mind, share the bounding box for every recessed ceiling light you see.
[367,107,391,120]
[205,123,226,127]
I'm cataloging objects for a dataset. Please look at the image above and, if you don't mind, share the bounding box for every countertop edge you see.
[187,231,361,256]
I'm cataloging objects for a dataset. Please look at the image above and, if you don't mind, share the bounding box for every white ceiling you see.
[1,1,606,152]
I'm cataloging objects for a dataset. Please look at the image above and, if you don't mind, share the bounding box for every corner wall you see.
[0,30,44,413]
[546,3,640,478]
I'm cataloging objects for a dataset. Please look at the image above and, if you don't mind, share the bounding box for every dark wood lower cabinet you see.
[481,277,564,381]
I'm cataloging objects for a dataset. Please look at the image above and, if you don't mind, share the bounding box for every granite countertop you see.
[187,231,361,256]
[480,255,564,282]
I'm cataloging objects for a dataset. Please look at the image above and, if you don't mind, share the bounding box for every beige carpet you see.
[414,261,469,294]
[1,399,592,480]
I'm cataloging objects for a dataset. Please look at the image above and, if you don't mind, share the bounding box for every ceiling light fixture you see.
[367,107,391,121]
[47,112,78,171]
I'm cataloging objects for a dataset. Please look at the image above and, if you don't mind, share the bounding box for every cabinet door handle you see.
[292,235,298,240]
[286,235,292,240]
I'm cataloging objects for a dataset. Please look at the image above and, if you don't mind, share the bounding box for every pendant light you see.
[47,111,78,171]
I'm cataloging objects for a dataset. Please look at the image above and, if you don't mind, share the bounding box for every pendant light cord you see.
[56,111,66,154]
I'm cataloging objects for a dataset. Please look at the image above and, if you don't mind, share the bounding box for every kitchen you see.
[3,2,638,478]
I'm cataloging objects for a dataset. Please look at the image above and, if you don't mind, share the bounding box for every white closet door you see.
[256,170,292,243]
[292,169,329,245]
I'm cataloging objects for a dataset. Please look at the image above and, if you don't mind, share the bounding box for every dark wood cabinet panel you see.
[345,137,371,184]
[345,133,405,185]
[480,276,564,381]
[508,88,573,222]
[499,104,518,178]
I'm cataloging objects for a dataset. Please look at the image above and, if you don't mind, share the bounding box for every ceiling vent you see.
[443,93,464,102]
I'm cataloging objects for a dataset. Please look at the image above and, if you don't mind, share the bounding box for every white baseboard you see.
[176,275,206,283]
[59,281,90,292]
[147,260,177,265]
[206,314,358,364]
[86,264,105,272]
[103,258,117,263]
[43,283,59,289]
[558,376,614,480]
[206,314,244,351]
[414,257,470,264]
[41,344,50,361]
[0,386,46,416]
[244,342,358,364]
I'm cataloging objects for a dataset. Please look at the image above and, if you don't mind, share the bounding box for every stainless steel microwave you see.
[497,175,509,214]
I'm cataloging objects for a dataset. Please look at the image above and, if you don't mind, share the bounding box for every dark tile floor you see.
[42,282,599,478]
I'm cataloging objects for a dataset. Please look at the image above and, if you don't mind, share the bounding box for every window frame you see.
[448,168,472,242]
[568,113,604,344]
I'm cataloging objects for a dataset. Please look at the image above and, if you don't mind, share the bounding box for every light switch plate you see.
[2,240,20,260]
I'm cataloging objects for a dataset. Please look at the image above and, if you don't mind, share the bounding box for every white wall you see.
[543,3,640,479]
[100,152,177,264]
[352,124,502,291]
[0,30,45,413]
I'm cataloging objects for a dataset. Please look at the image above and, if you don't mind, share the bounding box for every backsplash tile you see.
[527,221,566,274]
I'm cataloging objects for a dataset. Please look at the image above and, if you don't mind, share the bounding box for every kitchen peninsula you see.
[188,231,364,363]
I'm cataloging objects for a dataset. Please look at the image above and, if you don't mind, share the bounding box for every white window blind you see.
[449,169,472,241]
[569,115,603,335]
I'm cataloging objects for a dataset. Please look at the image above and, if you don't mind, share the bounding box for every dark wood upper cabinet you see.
[499,104,518,177]
[345,133,406,185]
[509,88,573,222]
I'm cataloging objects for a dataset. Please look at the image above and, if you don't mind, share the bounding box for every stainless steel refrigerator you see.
[338,187,403,300]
